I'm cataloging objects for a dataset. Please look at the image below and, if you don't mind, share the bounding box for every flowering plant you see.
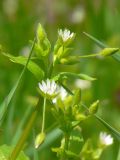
[0,23,120,160]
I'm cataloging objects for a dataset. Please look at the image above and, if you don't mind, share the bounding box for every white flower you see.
[38,79,58,97]
[58,29,74,42]
[99,132,113,146]
[52,87,67,103]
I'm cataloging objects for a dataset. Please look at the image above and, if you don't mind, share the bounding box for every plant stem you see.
[9,98,42,160]
[41,97,46,133]
[64,133,70,151]
[61,132,70,160]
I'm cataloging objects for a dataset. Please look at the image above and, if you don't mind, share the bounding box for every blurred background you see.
[0,0,120,159]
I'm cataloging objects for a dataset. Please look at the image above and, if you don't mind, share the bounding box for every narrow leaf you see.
[53,72,96,81]
[0,39,36,125]
[95,115,120,141]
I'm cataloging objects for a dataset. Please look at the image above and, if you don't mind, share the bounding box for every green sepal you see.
[72,89,81,106]
[75,114,87,122]
[62,48,73,58]
[58,33,76,47]
[60,56,80,64]
[56,46,64,59]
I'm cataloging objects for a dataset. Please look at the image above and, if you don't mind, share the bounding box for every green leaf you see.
[53,72,96,81]
[0,40,36,125]
[95,115,120,141]
[83,32,120,62]
[1,52,44,81]
[0,145,29,160]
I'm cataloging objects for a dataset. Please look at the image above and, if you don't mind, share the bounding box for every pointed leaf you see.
[1,52,44,81]
[53,72,96,81]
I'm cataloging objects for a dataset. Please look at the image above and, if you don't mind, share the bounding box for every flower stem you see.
[61,133,70,160]
[64,133,70,151]
[41,97,46,133]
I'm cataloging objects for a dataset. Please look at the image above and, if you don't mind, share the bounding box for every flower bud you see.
[35,23,51,57]
[35,132,46,149]
[89,100,99,114]
[75,114,86,122]
[37,23,46,42]
[100,48,119,57]
[60,56,80,65]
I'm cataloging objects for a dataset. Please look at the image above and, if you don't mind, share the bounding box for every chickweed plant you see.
[0,23,120,160]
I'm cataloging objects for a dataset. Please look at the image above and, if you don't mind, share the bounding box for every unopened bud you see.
[60,56,80,64]
[75,114,86,122]
[100,48,119,57]
[89,100,99,114]
[37,23,46,42]
[35,132,46,149]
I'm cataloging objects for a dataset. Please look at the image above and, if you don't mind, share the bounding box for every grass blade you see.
[95,115,120,141]
[83,32,120,62]
[0,38,36,125]
[12,106,32,144]
[117,145,120,160]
